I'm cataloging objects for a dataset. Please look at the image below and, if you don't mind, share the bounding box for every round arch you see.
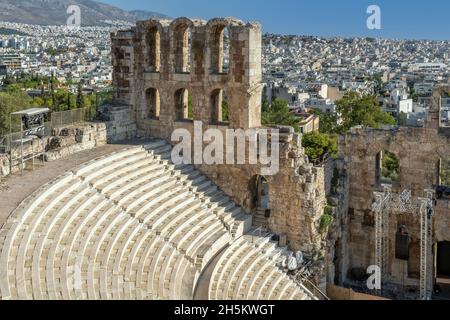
[174,87,193,121]
[144,87,161,120]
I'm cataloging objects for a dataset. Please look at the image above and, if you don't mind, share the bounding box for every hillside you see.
[0,0,168,26]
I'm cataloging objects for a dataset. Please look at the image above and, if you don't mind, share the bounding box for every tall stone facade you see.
[337,86,450,295]
[110,17,328,270]
[109,18,450,297]
[111,17,263,136]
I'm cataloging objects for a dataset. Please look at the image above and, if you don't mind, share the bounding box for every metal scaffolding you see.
[372,185,435,300]
[9,108,50,175]
[419,190,434,300]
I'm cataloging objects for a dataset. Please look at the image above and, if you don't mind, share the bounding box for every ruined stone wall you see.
[322,159,351,286]
[338,86,450,287]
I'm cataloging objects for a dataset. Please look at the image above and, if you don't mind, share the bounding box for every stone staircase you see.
[253,209,269,228]
[0,139,315,300]
[208,232,316,300]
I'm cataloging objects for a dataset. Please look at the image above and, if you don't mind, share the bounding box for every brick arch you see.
[142,19,164,32]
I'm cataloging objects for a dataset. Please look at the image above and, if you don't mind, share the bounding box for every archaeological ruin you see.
[0,16,449,301]
[337,86,450,299]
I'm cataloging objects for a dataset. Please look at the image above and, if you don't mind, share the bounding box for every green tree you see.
[222,100,229,122]
[382,151,400,181]
[0,91,32,135]
[311,109,338,134]
[262,100,270,113]
[336,91,396,132]
[441,159,450,186]
[76,83,84,109]
[262,98,299,132]
[302,131,337,162]
[50,77,57,110]
[188,93,194,119]
[31,96,45,107]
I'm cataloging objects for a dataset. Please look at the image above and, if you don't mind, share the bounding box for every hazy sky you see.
[100,0,450,40]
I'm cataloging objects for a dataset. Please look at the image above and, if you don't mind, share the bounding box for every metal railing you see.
[0,131,24,154]
[0,135,8,154]
[293,270,330,300]
[50,107,96,128]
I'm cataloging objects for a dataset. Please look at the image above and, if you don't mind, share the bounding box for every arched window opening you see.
[249,175,271,228]
[256,176,270,211]
[377,150,400,184]
[175,88,193,121]
[146,27,160,72]
[222,27,230,73]
[145,88,160,120]
[211,26,230,74]
[174,24,191,73]
[210,89,229,124]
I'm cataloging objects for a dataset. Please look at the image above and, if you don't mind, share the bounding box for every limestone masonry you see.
[108,17,450,299]
[0,16,449,300]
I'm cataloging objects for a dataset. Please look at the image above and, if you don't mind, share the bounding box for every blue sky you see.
[101,0,450,40]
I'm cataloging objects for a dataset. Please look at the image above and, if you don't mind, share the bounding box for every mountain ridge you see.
[0,0,169,26]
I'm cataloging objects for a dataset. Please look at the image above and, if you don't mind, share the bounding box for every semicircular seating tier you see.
[0,140,316,300]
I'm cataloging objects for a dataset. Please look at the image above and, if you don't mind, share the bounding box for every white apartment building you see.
[398,99,413,114]
[409,62,447,73]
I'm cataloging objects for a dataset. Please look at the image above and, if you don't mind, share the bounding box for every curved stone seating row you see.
[0,142,255,300]
[0,140,313,301]
[208,235,315,300]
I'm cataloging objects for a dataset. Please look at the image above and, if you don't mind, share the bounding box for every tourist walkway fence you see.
[50,106,96,128]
